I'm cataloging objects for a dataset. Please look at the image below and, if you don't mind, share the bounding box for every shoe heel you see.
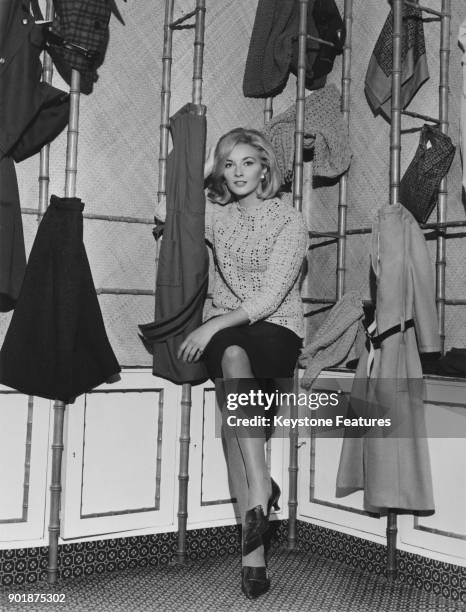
[268,478,281,516]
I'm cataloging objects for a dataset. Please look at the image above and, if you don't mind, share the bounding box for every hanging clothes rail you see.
[157,0,206,566]
[47,68,82,585]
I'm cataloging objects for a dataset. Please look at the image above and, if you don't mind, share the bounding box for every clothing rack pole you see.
[176,0,206,566]
[263,97,274,473]
[38,0,55,218]
[287,0,309,552]
[157,0,175,203]
[335,0,353,300]
[385,0,404,582]
[436,0,451,354]
[47,68,81,585]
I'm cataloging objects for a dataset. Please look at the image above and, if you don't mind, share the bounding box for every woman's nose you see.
[234,165,243,176]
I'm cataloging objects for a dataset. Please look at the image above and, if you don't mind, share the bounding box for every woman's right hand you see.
[204,146,215,179]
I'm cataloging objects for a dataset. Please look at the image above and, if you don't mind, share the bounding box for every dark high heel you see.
[241,566,270,599]
[242,505,268,556]
[267,478,281,516]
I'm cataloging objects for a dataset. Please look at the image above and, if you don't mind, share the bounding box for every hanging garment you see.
[138,103,209,385]
[289,0,345,91]
[242,0,344,99]
[299,291,364,390]
[0,157,26,312]
[336,203,439,512]
[262,84,352,182]
[0,196,121,403]
[459,20,466,195]
[38,0,125,95]
[0,0,69,162]
[399,124,455,224]
[365,2,429,120]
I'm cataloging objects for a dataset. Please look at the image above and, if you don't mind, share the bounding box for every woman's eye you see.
[224,162,232,168]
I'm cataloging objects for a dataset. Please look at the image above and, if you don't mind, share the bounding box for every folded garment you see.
[262,84,352,182]
[299,290,364,390]
[365,1,429,120]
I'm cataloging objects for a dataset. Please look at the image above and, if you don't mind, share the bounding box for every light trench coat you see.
[336,203,439,512]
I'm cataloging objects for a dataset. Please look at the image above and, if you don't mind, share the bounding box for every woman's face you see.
[222,143,264,198]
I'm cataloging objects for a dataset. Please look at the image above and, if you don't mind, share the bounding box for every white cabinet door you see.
[398,378,466,564]
[0,390,50,544]
[61,371,178,539]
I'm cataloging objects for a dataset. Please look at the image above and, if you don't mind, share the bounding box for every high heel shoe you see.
[267,478,281,517]
[242,505,268,556]
[241,566,270,599]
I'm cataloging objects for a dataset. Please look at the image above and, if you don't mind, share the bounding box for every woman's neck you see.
[236,192,264,210]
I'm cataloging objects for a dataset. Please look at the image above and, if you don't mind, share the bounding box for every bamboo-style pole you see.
[158,0,175,202]
[38,0,55,218]
[176,0,206,566]
[335,0,353,301]
[385,0,403,581]
[22,397,34,520]
[436,0,451,354]
[288,0,309,552]
[264,97,273,124]
[48,69,81,585]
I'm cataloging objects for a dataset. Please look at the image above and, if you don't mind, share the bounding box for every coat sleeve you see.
[241,212,308,324]
[410,222,440,352]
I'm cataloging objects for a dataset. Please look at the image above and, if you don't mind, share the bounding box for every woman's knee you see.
[221,344,250,374]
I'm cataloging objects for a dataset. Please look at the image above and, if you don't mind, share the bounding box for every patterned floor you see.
[0,548,463,612]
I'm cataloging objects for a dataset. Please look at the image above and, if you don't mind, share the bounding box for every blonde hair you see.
[207,128,282,204]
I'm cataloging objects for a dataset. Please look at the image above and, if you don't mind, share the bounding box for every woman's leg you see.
[219,345,272,566]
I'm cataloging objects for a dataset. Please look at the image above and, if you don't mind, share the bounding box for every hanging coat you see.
[336,203,438,512]
[138,103,209,385]
[365,2,429,121]
[0,196,121,403]
[459,20,466,195]
[0,157,26,311]
[242,0,344,99]
[0,0,69,162]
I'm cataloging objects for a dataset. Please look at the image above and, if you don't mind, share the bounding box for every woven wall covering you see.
[2,0,465,368]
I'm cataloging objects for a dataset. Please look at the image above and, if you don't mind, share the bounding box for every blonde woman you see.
[178,128,307,599]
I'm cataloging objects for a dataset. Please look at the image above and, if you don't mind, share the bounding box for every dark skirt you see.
[203,320,302,380]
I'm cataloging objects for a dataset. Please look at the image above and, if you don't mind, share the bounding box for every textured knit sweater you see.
[204,197,308,338]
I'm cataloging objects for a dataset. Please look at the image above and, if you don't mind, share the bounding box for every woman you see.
[178,127,308,599]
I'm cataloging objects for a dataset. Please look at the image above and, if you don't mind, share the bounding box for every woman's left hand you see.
[177,320,218,362]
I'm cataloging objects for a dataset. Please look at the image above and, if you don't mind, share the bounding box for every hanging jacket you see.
[243,0,344,98]
[365,2,429,121]
[0,196,121,403]
[290,0,345,91]
[459,20,466,194]
[399,124,455,224]
[42,0,125,95]
[139,103,209,385]
[0,157,26,312]
[0,0,69,162]
[336,203,438,512]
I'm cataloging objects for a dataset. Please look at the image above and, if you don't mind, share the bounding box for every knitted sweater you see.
[204,197,308,338]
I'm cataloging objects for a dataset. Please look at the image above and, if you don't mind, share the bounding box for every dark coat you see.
[139,103,209,385]
[0,0,69,162]
[0,157,26,312]
[243,0,344,98]
[0,196,121,402]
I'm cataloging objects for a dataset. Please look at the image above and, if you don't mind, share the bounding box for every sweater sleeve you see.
[241,213,308,324]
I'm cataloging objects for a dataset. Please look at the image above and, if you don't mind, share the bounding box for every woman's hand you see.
[204,146,215,180]
[177,319,219,362]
